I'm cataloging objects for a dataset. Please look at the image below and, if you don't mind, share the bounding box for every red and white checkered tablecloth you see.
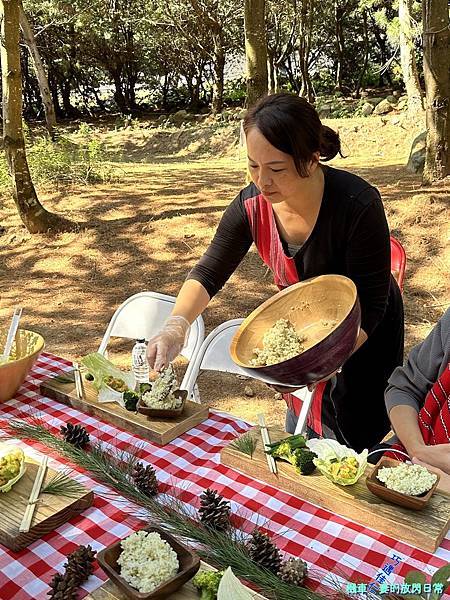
[0,352,449,600]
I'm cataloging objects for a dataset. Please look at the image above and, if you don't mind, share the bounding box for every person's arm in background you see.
[385,309,450,473]
[147,191,254,371]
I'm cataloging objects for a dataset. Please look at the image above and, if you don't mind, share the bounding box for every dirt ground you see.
[0,113,448,429]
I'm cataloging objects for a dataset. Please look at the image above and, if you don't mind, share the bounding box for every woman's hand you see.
[146,316,190,372]
[410,444,450,476]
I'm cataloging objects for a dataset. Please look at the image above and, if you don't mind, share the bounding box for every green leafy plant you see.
[230,433,258,458]
[402,565,450,600]
[42,470,86,498]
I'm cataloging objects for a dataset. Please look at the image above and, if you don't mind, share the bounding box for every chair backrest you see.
[98,291,205,362]
[181,319,245,398]
[390,236,406,292]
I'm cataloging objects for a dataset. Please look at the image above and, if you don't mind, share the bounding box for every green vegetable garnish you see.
[265,435,316,475]
[192,570,225,600]
[123,390,139,411]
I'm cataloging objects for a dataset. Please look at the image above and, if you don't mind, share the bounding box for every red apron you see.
[385,362,450,460]
[244,194,325,434]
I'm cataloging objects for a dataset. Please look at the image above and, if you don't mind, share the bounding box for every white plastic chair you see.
[181,319,246,399]
[181,317,313,431]
[98,292,205,398]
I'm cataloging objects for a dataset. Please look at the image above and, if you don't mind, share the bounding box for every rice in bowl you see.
[117,530,179,593]
[376,463,437,496]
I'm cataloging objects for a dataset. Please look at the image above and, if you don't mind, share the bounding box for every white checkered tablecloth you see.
[0,352,449,600]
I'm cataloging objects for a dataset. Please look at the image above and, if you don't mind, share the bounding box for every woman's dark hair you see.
[243,93,342,177]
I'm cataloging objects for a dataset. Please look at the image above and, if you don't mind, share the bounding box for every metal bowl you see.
[230,275,361,386]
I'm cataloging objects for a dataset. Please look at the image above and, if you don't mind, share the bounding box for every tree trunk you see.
[399,0,423,116]
[267,51,275,94]
[211,34,225,114]
[298,0,314,102]
[334,1,345,93]
[370,16,393,87]
[0,0,72,233]
[244,0,268,106]
[422,0,450,183]
[355,10,369,98]
[18,3,56,137]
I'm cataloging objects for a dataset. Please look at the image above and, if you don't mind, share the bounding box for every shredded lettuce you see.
[80,352,135,396]
[217,568,253,600]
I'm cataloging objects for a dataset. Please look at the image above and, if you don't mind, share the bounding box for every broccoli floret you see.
[291,448,317,475]
[270,441,292,459]
[123,390,139,411]
[192,570,225,600]
[139,382,152,395]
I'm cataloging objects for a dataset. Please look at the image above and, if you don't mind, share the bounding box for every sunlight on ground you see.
[0,114,448,428]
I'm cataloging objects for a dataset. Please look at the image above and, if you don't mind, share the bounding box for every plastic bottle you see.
[131,339,149,383]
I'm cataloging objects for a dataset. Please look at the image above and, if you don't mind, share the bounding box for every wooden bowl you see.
[366,457,440,510]
[137,390,187,419]
[96,526,200,599]
[230,275,361,386]
[0,329,45,403]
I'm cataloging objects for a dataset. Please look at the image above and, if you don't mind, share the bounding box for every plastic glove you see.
[146,316,190,372]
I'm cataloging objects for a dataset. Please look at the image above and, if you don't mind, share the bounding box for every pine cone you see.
[47,545,95,599]
[65,545,96,583]
[133,462,158,496]
[278,558,308,586]
[247,529,282,574]
[198,489,231,532]
[60,423,90,449]
[47,572,79,600]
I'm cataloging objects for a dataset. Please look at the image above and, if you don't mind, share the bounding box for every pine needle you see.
[42,471,85,498]
[4,416,377,600]
[230,432,258,458]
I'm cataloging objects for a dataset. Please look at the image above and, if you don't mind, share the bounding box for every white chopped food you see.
[250,319,306,366]
[376,463,437,496]
[117,530,179,593]
[142,364,182,409]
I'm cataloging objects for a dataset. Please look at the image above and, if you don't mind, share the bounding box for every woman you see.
[384,308,450,474]
[147,92,404,452]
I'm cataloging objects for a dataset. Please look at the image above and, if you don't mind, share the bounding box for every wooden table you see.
[87,562,267,599]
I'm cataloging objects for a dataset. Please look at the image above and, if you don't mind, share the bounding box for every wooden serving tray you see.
[221,427,450,553]
[40,375,209,446]
[0,458,93,552]
[87,561,268,599]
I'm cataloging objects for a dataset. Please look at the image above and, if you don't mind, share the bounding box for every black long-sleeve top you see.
[188,165,392,336]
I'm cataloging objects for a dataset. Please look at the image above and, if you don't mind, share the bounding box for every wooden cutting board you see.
[221,427,450,553]
[87,561,268,599]
[40,375,209,446]
[0,458,93,552]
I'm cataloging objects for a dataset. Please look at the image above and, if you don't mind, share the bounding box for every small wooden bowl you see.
[137,389,187,419]
[366,457,440,511]
[97,526,200,599]
[230,275,361,386]
[0,329,45,403]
